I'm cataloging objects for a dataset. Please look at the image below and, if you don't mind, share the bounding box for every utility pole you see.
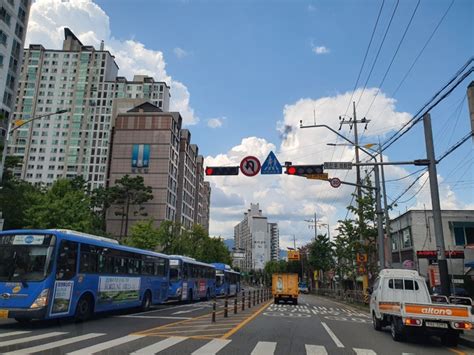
[339,102,372,290]
[423,112,450,296]
[304,213,318,240]
[468,81,474,141]
[379,149,392,267]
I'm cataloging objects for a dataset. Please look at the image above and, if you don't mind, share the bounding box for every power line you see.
[436,130,474,163]
[389,0,455,98]
[388,169,428,208]
[342,0,386,118]
[381,63,474,153]
[355,0,400,108]
[384,167,426,183]
[398,175,429,204]
[364,0,421,118]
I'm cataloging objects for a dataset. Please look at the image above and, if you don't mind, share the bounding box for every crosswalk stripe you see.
[191,339,231,355]
[0,332,67,347]
[66,334,145,354]
[251,341,277,355]
[4,333,105,354]
[353,349,377,355]
[0,331,31,338]
[321,322,344,348]
[131,337,186,354]
[305,344,328,355]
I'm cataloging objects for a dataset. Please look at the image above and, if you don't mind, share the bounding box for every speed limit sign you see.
[330,177,341,188]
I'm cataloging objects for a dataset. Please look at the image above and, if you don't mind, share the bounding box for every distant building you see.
[201,181,211,234]
[234,203,279,271]
[10,28,170,189]
[105,102,181,237]
[390,209,474,289]
[0,0,31,147]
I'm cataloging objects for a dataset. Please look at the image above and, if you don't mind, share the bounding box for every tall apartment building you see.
[234,203,279,271]
[106,102,181,237]
[0,0,31,134]
[202,181,211,234]
[175,129,197,229]
[10,28,170,188]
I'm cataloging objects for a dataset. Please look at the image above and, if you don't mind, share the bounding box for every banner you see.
[132,144,150,168]
[98,277,140,303]
[51,280,74,315]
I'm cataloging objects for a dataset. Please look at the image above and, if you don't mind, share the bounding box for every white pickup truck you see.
[370,269,473,346]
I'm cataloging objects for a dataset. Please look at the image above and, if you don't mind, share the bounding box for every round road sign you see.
[330,177,341,188]
[240,156,261,177]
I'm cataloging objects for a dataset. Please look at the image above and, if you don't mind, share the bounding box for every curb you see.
[459,335,474,349]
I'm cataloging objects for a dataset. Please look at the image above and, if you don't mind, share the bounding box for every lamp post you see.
[0,109,68,184]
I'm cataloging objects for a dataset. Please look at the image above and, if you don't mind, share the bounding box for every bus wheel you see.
[75,294,93,322]
[188,289,193,303]
[141,291,152,311]
[206,289,211,301]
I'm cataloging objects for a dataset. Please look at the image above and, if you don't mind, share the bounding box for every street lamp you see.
[0,109,68,184]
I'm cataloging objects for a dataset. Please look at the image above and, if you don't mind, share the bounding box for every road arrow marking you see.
[172,307,204,315]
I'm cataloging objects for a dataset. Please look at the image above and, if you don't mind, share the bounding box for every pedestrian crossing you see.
[0,330,406,354]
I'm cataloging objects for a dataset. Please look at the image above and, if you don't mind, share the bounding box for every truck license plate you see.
[426,321,448,329]
[0,310,9,319]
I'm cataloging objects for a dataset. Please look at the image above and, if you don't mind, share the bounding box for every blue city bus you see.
[212,263,241,296]
[0,229,170,323]
[168,255,216,302]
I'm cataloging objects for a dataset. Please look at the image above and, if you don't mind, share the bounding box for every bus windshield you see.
[0,234,55,282]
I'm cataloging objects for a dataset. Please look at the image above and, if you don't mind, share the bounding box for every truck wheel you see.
[293,298,298,305]
[274,297,278,304]
[441,331,459,347]
[372,313,382,331]
[390,317,405,342]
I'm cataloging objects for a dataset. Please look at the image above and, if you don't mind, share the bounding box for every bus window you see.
[156,258,166,277]
[170,262,180,281]
[56,240,78,280]
[79,244,99,273]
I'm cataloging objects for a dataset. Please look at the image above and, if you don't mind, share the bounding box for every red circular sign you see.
[330,177,341,188]
[240,156,261,177]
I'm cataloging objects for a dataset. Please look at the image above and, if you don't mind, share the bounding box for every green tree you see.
[109,175,153,238]
[0,178,42,230]
[125,219,160,250]
[308,234,334,286]
[25,179,100,233]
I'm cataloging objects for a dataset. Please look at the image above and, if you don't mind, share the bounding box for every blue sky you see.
[28,0,473,246]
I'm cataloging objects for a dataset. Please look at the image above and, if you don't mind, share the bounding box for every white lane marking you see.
[321,322,344,348]
[118,315,192,320]
[305,344,328,355]
[0,331,31,338]
[251,341,277,355]
[353,349,377,355]
[67,334,146,354]
[0,332,67,347]
[173,307,204,315]
[131,336,186,354]
[117,303,207,317]
[192,339,232,355]
[4,333,105,354]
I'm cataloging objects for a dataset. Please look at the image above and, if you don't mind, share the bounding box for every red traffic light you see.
[287,166,297,175]
[205,166,239,176]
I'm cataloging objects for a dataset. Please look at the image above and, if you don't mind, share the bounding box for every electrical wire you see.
[397,176,429,204]
[355,0,400,109]
[342,0,386,118]
[363,0,421,118]
[436,130,474,163]
[388,169,428,208]
[384,167,427,182]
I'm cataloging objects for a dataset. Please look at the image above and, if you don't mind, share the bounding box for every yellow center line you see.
[448,348,465,355]
[221,300,272,339]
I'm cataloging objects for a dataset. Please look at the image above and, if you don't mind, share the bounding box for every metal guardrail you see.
[312,288,369,305]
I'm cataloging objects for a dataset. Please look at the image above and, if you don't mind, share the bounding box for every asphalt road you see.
[0,294,471,354]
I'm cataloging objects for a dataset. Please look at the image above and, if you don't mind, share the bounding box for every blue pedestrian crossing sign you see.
[261,151,282,175]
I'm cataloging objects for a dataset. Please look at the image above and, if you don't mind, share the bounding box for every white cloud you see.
[312,45,330,55]
[206,88,466,246]
[173,47,188,59]
[26,0,198,125]
[207,117,226,128]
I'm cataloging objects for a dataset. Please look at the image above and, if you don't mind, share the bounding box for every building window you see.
[0,30,7,45]
[402,229,412,248]
[0,7,11,26]
[453,222,474,246]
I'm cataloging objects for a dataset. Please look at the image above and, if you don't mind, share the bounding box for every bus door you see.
[50,240,78,317]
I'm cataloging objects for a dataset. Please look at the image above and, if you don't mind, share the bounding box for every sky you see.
[26,0,474,249]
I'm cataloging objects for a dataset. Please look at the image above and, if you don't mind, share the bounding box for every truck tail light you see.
[404,318,422,326]
[452,322,472,330]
